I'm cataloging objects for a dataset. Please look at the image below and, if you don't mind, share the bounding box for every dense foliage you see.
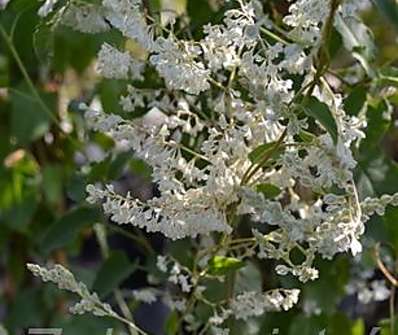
[1,0,398,334]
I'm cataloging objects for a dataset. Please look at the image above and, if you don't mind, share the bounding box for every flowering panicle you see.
[231,289,300,319]
[77,0,398,309]
[96,43,145,81]
[26,263,116,317]
[29,0,398,329]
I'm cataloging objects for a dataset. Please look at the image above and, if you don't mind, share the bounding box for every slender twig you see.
[374,243,398,287]
[259,27,289,45]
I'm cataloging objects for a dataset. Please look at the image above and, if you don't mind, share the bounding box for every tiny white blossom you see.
[96,43,144,80]
[132,288,157,304]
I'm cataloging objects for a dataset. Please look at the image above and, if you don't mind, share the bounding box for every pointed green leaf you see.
[248,142,284,165]
[208,256,244,276]
[298,130,317,143]
[256,183,282,199]
[344,85,367,116]
[303,96,338,144]
[40,207,101,253]
[334,13,375,75]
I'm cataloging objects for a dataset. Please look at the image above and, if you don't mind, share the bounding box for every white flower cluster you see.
[347,279,390,304]
[62,4,110,34]
[150,36,211,95]
[231,289,300,320]
[102,0,153,50]
[26,263,115,317]
[156,255,196,293]
[132,288,157,304]
[33,0,398,327]
[96,43,144,81]
[284,0,331,44]
[76,0,398,296]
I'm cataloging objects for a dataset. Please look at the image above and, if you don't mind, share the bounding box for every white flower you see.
[0,0,10,10]
[284,0,330,44]
[132,288,157,304]
[231,289,300,320]
[96,43,144,80]
[27,264,116,317]
[156,255,168,273]
[62,4,110,34]
[150,36,210,95]
[103,0,153,50]
[212,327,230,335]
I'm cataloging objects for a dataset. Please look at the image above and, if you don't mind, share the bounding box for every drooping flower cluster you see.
[27,263,116,317]
[29,0,398,331]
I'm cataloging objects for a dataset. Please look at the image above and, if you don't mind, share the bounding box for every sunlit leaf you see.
[208,256,244,276]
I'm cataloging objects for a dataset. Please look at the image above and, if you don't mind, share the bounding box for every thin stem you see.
[208,77,227,91]
[260,27,289,45]
[374,243,398,287]
[112,314,148,335]
[173,142,212,163]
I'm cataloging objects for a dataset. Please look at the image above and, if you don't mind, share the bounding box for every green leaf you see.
[344,85,367,116]
[42,164,63,206]
[360,100,390,152]
[375,0,398,31]
[256,183,282,199]
[334,13,375,75]
[351,319,365,335]
[99,80,125,114]
[0,55,9,87]
[303,96,338,144]
[55,315,118,335]
[356,155,398,200]
[0,153,40,231]
[129,159,152,180]
[6,288,44,331]
[234,263,262,294]
[108,152,131,180]
[248,142,284,165]
[208,256,244,276]
[249,143,274,164]
[66,174,86,203]
[3,192,38,231]
[10,83,56,144]
[298,130,317,143]
[165,311,179,335]
[40,206,101,253]
[383,207,398,250]
[33,23,54,65]
[92,251,138,298]
[379,66,398,87]
[149,0,161,12]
